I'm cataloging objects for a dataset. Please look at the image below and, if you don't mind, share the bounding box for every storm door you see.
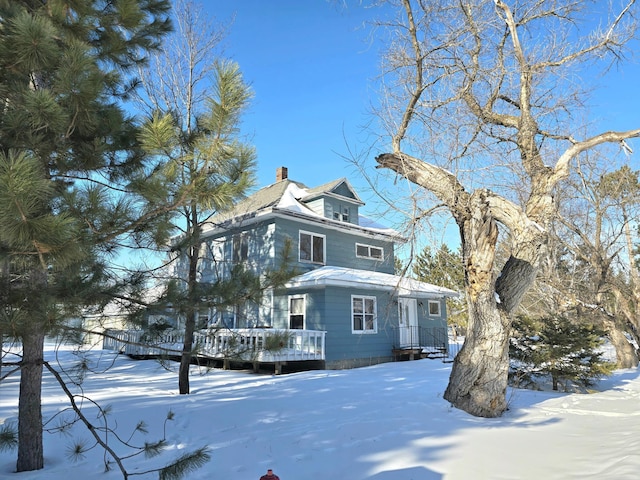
[398,298,418,347]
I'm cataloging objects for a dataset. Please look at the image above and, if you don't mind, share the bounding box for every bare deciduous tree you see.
[556,163,640,367]
[372,0,640,417]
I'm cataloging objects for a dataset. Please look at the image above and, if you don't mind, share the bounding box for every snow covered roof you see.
[285,266,459,298]
[203,178,401,239]
[302,177,364,205]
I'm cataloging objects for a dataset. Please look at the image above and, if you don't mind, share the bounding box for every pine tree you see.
[0,0,171,472]
[136,0,294,394]
[139,60,258,394]
[412,244,466,333]
[510,315,615,391]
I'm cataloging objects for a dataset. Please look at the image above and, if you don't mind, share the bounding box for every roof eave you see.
[201,206,404,241]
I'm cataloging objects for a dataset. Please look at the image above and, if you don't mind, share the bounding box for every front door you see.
[398,298,418,347]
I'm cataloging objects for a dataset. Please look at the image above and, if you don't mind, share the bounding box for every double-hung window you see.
[352,295,377,333]
[289,295,305,329]
[299,231,325,264]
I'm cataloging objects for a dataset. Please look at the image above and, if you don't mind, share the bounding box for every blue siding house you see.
[173,166,458,369]
[103,167,459,369]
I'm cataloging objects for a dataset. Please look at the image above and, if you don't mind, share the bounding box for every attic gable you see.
[201,168,399,240]
[302,178,364,206]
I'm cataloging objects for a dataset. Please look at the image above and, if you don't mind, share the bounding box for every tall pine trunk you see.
[179,220,200,395]
[178,307,196,395]
[16,326,45,472]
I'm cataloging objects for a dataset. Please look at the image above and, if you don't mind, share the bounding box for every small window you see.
[299,231,325,264]
[289,295,305,329]
[428,300,441,316]
[355,243,384,260]
[352,295,377,333]
[196,313,209,330]
[333,206,350,222]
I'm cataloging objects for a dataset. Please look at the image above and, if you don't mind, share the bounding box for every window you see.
[289,295,305,329]
[352,295,377,333]
[232,233,249,263]
[299,231,325,264]
[428,300,441,316]
[333,205,350,222]
[196,312,209,329]
[355,243,384,260]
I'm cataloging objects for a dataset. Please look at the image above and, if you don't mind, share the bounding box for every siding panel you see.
[274,217,395,273]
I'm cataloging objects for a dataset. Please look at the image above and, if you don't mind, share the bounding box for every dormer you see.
[300,178,365,225]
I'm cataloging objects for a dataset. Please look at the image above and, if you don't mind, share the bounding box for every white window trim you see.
[428,300,441,317]
[355,243,384,260]
[288,294,306,329]
[299,230,326,264]
[351,295,378,334]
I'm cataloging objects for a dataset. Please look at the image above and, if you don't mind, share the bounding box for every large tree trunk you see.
[443,192,513,417]
[606,322,638,369]
[445,295,511,416]
[608,326,638,368]
[16,327,45,472]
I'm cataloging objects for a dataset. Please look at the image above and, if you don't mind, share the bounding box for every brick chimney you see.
[276,166,288,182]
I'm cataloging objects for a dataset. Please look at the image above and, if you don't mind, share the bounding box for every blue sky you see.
[206,1,385,194]
[204,1,640,235]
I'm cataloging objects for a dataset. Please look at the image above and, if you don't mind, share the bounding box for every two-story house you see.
[181,166,458,369]
[103,167,458,369]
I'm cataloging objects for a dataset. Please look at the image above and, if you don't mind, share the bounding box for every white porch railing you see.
[103,328,326,363]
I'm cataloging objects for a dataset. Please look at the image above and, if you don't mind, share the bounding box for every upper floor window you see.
[352,295,377,334]
[232,233,249,263]
[428,300,441,316]
[289,295,305,329]
[355,243,383,260]
[299,231,325,264]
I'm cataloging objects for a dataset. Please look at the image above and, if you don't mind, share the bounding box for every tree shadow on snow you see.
[367,466,442,479]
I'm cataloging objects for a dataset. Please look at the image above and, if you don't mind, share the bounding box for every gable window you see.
[428,300,441,316]
[232,233,249,263]
[333,205,350,223]
[299,231,325,264]
[355,243,384,260]
[352,295,377,333]
[289,295,305,329]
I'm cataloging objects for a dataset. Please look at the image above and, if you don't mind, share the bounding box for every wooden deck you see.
[103,327,326,373]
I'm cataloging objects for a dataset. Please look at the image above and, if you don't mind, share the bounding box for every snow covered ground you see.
[1,344,640,479]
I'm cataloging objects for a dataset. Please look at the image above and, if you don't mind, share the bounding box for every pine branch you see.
[158,447,211,480]
[0,423,18,452]
[42,361,131,479]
